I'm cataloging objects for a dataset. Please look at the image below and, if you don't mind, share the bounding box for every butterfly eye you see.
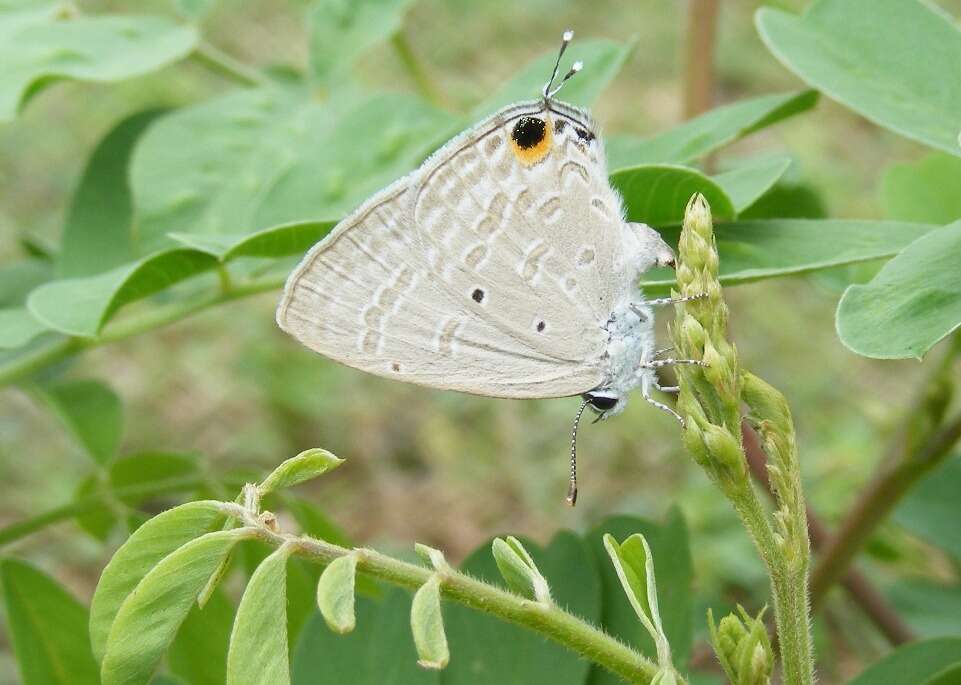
[510,116,553,166]
[584,392,618,412]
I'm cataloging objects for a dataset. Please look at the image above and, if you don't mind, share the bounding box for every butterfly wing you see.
[277,101,623,399]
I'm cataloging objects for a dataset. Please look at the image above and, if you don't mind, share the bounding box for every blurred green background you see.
[1,1,960,683]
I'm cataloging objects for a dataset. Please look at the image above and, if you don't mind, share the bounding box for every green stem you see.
[192,42,268,87]
[238,516,674,685]
[727,480,812,685]
[390,31,444,107]
[0,274,284,388]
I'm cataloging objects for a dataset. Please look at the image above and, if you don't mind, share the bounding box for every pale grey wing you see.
[409,101,623,375]
[276,174,602,399]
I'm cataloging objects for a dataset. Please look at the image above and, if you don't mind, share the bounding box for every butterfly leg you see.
[641,375,685,425]
[631,293,706,314]
[654,380,680,393]
[642,358,707,370]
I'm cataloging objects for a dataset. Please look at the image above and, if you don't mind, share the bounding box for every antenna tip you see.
[562,29,574,42]
[571,61,583,73]
[566,482,578,506]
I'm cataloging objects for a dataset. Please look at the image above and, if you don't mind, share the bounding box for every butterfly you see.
[276,31,703,504]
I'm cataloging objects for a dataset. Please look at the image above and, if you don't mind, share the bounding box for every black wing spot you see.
[536,320,546,332]
[512,117,546,149]
[575,127,595,142]
[472,288,485,303]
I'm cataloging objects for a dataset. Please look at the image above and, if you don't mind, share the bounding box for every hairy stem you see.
[743,424,915,645]
[0,274,284,388]
[225,506,674,685]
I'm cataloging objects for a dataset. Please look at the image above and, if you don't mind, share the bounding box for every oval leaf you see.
[837,220,961,359]
[712,155,792,214]
[308,0,415,86]
[756,0,961,156]
[258,448,344,496]
[0,8,197,122]
[226,544,295,685]
[168,221,337,261]
[848,637,961,685]
[0,558,100,685]
[59,110,163,278]
[101,527,251,685]
[642,219,935,288]
[410,575,448,670]
[612,165,735,226]
[27,248,219,338]
[90,500,226,662]
[316,554,357,634]
[491,536,551,604]
[607,90,817,169]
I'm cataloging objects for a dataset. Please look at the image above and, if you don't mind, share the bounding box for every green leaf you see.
[712,155,792,214]
[602,533,669,664]
[59,110,163,278]
[74,474,118,541]
[131,88,456,253]
[837,221,961,359]
[491,536,552,603]
[0,558,100,685]
[894,453,961,558]
[316,554,357,634]
[102,527,251,685]
[612,165,735,226]
[739,181,827,220]
[756,1,961,156]
[642,219,935,289]
[90,500,226,662]
[227,544,294,685]
[308,0,415,86]
[410,575,448,670]
[37,378,122,466]
[109,451,200,507]
[27,248,219,338]
[443,531,601,685]
[473,38,633,117]
[887,579,961,639]
[882,153,961,225]
[258,448,344,496]
[168,587,234,685]
[0,5,198,122]
[587,511,692,682]
[0,307,47,349]
[607,90,818,169]
[925,664,961,685]
[847,637,961,685]
[168,220,337,261]
[292,588,439,684]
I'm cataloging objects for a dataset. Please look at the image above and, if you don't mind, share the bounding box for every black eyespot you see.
[471,288,485,303]
[575,127,595,142]
[536,321,546,332]
[585,393,618,411]
[512,116,546,149]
